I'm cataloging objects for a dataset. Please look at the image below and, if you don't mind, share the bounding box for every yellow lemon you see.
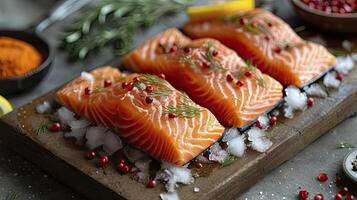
[0,95,13,117]
[187,0,255,22]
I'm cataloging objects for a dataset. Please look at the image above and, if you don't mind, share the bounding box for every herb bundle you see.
[63,0,194,59]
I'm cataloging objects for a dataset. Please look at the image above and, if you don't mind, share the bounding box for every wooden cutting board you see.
[1,64,357,199]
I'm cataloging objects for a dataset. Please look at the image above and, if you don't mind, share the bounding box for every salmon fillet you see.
[56,66,224,165]
[183,9,336,87]
[122,28,283,128]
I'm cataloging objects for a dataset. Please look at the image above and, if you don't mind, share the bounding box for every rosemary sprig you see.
[339,141,356,149]
[63,0,194,59]
[35,121,50,135]
[136,74,173,97]
[221,154,236,167]
[163,93,204,118]
[6,192,20,200]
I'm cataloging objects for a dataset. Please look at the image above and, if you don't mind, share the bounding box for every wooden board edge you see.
[0,119,125,200]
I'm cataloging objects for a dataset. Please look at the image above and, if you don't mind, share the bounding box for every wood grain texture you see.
[1,68,357,200]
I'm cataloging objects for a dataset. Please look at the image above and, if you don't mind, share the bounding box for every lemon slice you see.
[0,95,13,117]
[187,0,255,22]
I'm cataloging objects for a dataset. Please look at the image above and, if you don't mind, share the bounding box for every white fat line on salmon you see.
[210,74,228,99]
[149,40,157,61]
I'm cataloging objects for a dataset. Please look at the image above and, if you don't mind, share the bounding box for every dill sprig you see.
[257,23,273,37]
[136,74,173,97]
[221,154,235,167]
[35,121,51,135]
[203,42,229,72]
[163,93,204,118]
[222,13,273,36]
[92,87,107,94]
[6,192,20,200]
[274,40,307,51]
[328,48,346,57]
[294,25,306,33]
[179,55,199,70]
[234,60,266,88]
[265,131,275,139]
[63,0,194,59]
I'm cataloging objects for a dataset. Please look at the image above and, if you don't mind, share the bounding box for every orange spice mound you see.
[0,37,42,79]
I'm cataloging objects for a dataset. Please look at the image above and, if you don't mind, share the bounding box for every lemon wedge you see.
[187,0,255,22]
[0,95,13,117]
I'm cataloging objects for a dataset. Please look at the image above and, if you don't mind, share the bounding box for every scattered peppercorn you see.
[50,122,61,132]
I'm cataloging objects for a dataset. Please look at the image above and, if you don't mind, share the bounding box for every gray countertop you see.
[0,0,356,199]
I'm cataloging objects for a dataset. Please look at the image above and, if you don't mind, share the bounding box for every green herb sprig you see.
[222,13,273,37]
[294,25,306,33]
[63,0,194,59]
[163,93,204,118]
[328,48,346,57]
[203,42,229,72]
[6,192,20,200]
[221,154,236,167]
[233,60,266,88]
[135,74,173,97]
[35,121,51,135]
[274,40,307,51]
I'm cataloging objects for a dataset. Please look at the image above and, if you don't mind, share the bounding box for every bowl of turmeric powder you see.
[0,30,52,94]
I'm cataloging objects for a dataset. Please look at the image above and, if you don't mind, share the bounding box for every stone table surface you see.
[0,0,356,199]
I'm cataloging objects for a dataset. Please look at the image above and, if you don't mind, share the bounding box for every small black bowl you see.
[0,30,53,95]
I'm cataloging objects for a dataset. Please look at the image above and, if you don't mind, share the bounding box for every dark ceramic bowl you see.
[291,0,357,33]
[0,30,53,95]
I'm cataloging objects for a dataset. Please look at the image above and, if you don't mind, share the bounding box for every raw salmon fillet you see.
[56,66,224,165]
[183,9,336,87]
[122,28,283,128]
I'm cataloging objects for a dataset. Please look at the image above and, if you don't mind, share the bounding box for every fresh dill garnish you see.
[136,74,173,97]
[179,55,198,70]
[222,13,272,36]
[221,154,236,167]
[257,23,273,37]
[6,192,20,200]
[203,42,229,72]
[239,60,266,88]
[35,121,51,135]
[163,93,204,118]
[328,48,346,57]
[92,87,107,94]
[62,0,194,59]
[339,141,355,149]
[274,40,307,50]
[265,131,275,139]
[222,12,254,23]
[294,25,306,33]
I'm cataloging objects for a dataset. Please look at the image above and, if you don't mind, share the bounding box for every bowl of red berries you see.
[291,0,357,33]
